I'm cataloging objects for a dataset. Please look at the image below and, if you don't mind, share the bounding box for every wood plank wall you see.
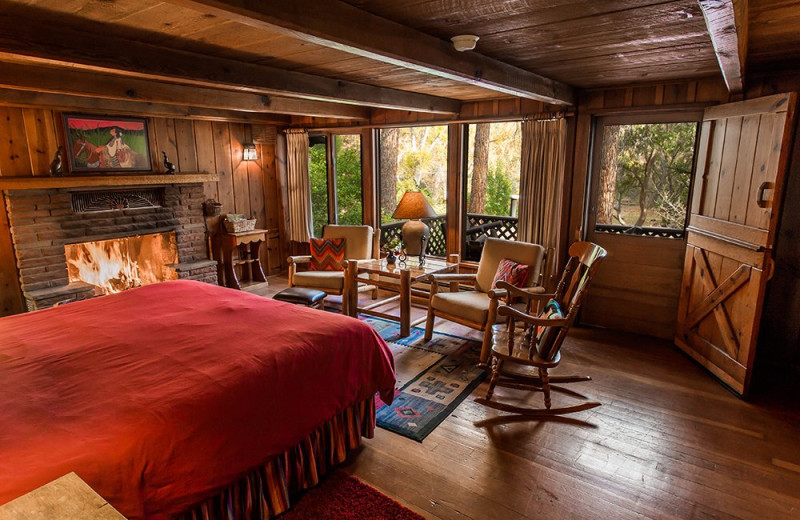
[568,78,731,339]
[0,106,281,317]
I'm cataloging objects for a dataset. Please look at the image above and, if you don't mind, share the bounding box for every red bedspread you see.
[0,280,395,519]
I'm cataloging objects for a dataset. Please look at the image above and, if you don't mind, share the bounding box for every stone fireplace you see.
[5,183,217,310]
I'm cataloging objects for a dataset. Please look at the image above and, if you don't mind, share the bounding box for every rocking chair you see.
[475,241,607,417]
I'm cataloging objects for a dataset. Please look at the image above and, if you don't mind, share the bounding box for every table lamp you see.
[392,191,437,259]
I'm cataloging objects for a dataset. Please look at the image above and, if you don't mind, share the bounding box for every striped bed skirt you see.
[179,397,376,520]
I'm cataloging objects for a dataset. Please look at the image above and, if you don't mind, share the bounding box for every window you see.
[309,135,329,238]
[308,133,363,237]
[463,121,522,260]
[333,135,363,226]
[592,119,698,236]
[378,125,448,256]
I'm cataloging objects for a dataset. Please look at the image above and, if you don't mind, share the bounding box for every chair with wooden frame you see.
[423,237,546,364]
[287,224,377,313]
[475,241,607,418]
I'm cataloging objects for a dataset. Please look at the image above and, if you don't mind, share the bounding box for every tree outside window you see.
[465,121,522,217]
[334,134,363,226]
[595,122,697,231]
[378,125,448,256]
[308,134,363,237]
[309,137,328,238]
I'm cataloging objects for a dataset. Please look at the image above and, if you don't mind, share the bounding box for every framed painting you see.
[63,114,152,173]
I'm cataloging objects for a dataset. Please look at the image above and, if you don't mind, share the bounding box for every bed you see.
[0,280,396,519]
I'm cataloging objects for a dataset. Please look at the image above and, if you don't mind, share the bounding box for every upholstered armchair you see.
[424,237,546,365]
[287,225,377,313]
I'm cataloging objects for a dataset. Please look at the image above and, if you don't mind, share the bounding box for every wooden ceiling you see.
[0,0,796,120]
[340,0,718,88]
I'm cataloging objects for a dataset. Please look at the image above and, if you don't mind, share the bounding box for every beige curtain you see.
[285,129,313,242]
[517,118,567,288]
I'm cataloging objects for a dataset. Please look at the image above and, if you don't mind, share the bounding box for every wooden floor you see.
[253,277,800,520]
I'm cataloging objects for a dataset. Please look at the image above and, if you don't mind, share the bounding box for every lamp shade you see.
[392,191,437,220]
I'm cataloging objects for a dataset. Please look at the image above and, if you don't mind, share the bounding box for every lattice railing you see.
[381,214,526,261]
[595,224,684,239]
[380,216,447,257]
[464,214,519,261]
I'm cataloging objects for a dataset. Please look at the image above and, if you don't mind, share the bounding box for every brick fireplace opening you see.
[5,183,218,310]
[65,231,179,295]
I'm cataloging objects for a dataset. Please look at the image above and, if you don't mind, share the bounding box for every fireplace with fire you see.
[65,232,179,295]
[5,184,218,310]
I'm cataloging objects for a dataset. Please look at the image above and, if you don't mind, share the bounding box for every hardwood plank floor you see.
[253,276,800,520]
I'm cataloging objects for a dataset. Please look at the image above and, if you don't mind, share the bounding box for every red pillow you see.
[309,237,345,271]
[492,258,529,289]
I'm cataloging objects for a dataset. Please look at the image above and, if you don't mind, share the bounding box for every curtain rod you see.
[292,110,574,132]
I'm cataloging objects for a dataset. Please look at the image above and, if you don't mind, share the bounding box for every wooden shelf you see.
[0,173,218,190]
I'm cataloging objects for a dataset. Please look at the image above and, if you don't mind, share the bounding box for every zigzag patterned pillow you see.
[309,237,346,271]
[491,258,529,289]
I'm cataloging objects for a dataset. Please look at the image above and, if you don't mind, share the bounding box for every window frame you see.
[586,111,703,239]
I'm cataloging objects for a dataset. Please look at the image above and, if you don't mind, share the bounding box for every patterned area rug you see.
[363,317,486,442]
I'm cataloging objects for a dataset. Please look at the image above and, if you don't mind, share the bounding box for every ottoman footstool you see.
[273,287,327,309]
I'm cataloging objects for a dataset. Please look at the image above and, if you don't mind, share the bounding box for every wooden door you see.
[675,93,797,396]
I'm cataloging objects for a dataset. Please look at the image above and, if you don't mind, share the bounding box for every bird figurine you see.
[163,151,176,174]
[49,146,63,177]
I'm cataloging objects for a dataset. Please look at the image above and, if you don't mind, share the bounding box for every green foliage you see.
[485,166,514,216]
[308,136,362,236]
[309,143,329,237]
[334,135,363,226]
[609,122,697,228]
[465,121,521,216]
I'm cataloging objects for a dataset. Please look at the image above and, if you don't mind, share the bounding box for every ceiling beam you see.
[0,61,370,120]
[698,0,748,93]
[0,13,460,115]
[0,87,289,124]
[164,0,575,106]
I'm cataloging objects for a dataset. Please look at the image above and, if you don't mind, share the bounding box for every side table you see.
[220,229,268,290]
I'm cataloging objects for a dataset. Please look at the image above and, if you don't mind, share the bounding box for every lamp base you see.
[401,219,429,256]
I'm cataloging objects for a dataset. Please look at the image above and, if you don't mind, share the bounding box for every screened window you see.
[378,125,448,256]
[308,133,363,237]
[334,134,363,226]
[463,121,522,260]
[309,136,329,238]
[593,121,698,236]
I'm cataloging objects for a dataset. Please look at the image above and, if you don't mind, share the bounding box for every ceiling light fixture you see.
[451,34,479,52]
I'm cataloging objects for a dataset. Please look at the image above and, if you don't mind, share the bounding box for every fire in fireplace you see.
[65,232,179,295]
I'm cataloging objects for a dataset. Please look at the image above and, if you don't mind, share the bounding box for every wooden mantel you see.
[0,173,218,190]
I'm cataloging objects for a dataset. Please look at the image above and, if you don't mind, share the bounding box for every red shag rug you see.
[280,471,425,520]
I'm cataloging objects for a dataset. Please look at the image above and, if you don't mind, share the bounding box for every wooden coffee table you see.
[345,255,459,337]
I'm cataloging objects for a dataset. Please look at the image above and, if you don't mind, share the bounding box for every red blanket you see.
[0,280,395,519]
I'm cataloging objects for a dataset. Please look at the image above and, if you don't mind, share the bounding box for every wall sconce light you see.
[243,143,258,161]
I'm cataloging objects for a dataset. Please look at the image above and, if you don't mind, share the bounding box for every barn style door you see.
[675,93,797,396]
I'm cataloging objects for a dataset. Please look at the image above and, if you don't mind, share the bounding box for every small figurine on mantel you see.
[162,151,176,174]
[49,146,63,177]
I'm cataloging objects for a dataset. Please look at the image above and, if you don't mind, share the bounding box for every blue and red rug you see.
[363,317,486,442]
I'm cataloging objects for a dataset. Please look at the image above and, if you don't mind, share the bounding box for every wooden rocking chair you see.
[475,241,607,417]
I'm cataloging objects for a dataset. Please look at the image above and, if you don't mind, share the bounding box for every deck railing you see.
[379,213,520,261]
[595,224,684,239]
